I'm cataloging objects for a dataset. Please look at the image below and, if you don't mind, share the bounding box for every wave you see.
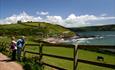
[72,36,104,45]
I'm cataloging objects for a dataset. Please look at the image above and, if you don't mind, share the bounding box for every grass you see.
[24,44,115,70]
[78,50,115,65]
[0,22,75,36]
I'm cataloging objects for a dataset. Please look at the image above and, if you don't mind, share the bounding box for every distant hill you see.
[68,24,115,32]
[0,22,75,37]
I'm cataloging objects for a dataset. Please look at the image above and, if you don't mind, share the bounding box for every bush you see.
[22,57,44,70]
[0,37,10,55]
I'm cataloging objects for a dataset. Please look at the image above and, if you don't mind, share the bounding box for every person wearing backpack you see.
[10,37,17,60]
[17,36,25,61]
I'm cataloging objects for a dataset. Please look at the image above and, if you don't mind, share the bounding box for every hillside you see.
[68,24,115,32]
[0,22,75,37]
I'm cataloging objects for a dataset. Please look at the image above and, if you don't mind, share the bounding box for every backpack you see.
[17,39,25,48]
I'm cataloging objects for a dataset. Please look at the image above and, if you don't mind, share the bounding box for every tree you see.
[17,20,22,24]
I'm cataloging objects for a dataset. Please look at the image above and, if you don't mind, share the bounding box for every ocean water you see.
[71,31,115,45]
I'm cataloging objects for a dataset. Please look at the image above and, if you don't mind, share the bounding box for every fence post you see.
[73,44,78,70]
[23,51,26,57]
[39,43,43,64]
[22,51,26,61]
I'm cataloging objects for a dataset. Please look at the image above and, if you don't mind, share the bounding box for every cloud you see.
[45,16,63,25]
[0,12,115,27]
[63,14,115,27]
[36,11,49,15]
[0,11,42,24]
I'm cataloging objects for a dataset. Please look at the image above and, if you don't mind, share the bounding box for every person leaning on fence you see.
[10,37,17,60]
[17,36,25,61]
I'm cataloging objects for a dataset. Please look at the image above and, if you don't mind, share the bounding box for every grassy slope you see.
[0,22,75,36]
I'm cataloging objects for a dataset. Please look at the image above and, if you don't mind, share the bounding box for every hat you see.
[21,36,25,39]
[11,36,15,40]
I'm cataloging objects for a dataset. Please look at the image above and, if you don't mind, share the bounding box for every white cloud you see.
[0,12,115,27]
[0,11,42,24]
[36,11,49,15]
[64,14,115,27]
[45,16,63,25]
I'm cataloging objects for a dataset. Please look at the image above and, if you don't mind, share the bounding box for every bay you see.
[72,31,115,45]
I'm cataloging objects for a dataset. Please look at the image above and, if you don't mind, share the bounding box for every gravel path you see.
[0,53,23,70]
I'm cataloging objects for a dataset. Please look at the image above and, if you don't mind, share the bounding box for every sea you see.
[64,31,115,46]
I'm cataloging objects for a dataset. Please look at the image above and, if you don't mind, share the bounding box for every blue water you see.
[73,31,115,45]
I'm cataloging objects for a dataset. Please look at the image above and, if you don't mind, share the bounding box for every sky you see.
[0,0,115,27]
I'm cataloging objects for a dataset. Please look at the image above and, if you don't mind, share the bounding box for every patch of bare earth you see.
[0,53,23,70]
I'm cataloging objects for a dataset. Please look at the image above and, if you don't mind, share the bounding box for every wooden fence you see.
[23,42,115,70]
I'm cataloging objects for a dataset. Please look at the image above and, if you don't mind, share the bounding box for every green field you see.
[24,42,115,70]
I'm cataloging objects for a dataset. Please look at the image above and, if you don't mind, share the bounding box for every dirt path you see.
[0,53,24,70]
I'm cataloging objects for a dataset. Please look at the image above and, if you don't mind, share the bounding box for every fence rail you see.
[24,42,115,70]
[78,45,115,49]
[26,43,115,49]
